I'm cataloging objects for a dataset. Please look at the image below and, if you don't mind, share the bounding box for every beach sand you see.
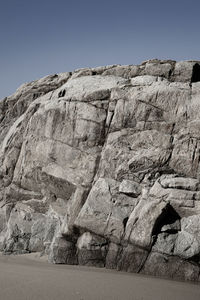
[0,253,199,300]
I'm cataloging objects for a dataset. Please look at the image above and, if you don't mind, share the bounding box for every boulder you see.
[117,244,149,273]
[75,178,137,243]
[77,232,108,267]
[160,176,199,191]
[142,252,199,281]
[174,231,200,259]
[119,179,141,197]
[48,236,77,264]
[125,199,168,249]
[173,61,200,83]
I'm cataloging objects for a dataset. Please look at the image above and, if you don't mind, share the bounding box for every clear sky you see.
[1,0,200,99]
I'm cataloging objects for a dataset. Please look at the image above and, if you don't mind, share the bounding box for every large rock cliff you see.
[1,59,200,281]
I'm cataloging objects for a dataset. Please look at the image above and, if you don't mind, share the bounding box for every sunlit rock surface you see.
[1,59,200,281]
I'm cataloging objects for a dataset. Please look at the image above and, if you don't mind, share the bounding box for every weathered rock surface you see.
[1,59,200,281]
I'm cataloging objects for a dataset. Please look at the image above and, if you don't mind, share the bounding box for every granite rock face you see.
[1,59,200,281]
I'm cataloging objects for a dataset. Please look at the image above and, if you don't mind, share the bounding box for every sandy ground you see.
[0,253,199,300]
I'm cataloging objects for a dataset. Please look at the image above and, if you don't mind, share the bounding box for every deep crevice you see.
[123,217,129,230]
[58,89,66,98]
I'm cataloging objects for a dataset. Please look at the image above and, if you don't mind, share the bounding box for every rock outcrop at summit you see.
[1,59,200,281]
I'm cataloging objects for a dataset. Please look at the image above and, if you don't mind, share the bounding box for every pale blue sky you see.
[1,0,200,98]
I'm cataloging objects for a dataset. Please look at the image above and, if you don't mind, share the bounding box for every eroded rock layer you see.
[1,59,200,281]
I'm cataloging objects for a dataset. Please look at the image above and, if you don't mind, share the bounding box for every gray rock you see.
[161,219,181,232]
[75,178,136,243]
[143,61,173,78]
[117,244,149,273]
[152,232,177,255]
[77,232,108,267]
[119,179,141,197]
[125,199,168,249]
[181,214,200,239]
[29,216,46,252]
[105,243,121,269]
[160,177,199,191]
[173,61,200,83]
[130,75,164,86]
[142,252,199,281]
[149,181,196,216]
[174,231,200,258]
[1,60,200,281]
[48,236,77,264]
[102,65,137,78]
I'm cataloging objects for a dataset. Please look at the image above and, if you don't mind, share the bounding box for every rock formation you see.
[1,59,200,281]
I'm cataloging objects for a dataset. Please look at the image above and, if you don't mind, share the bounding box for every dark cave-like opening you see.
[191,63,200,83]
